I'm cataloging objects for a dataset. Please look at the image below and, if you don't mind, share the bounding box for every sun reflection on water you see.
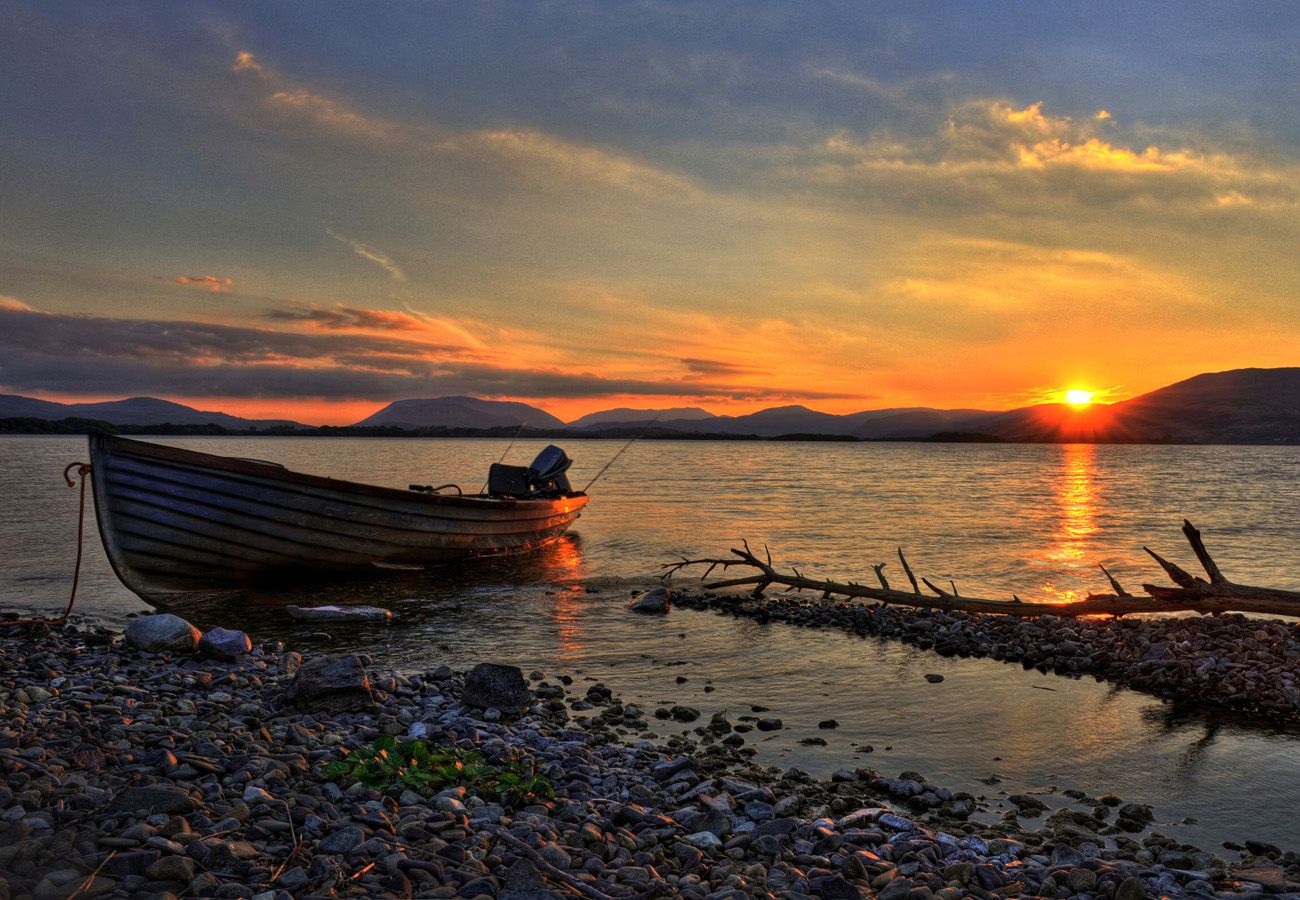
[1043,444,1098,602]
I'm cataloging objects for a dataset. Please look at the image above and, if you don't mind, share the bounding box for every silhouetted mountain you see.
[568,406,715,428]
[985,368,1300,443]
[354,396,565,429]
[0,395,301,430]
[852,408,992,439]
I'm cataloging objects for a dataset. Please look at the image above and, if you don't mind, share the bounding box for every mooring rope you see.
[0,462,91,629]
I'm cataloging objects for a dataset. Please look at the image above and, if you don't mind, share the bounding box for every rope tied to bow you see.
[0,462,92,629]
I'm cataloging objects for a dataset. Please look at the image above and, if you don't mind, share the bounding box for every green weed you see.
[320,736,555,808]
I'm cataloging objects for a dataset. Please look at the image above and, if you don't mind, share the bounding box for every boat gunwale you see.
[91,434,588,511]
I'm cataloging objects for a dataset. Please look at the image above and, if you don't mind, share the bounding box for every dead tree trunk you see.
[662,521,1300,619]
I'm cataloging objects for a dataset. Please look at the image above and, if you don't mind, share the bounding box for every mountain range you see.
[3,367,1298,443]
[0,395,302,430]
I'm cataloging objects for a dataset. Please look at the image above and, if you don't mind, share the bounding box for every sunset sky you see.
[2,2,1299,424]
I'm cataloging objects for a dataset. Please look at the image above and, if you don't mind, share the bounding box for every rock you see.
[198,627,252,661]
[124,614,201,653]
[818,873,861,899]
[501,857,562,899]
[286,604,392,622]
[818,719,839,729]
[653,757,695,781]
[144,856,195,883]
[318,826,365,855]
[286,654,373,711]
[1114,876,1147,900]
[924,673,944,683]
[756,718,782,731]
[106,786,197,816]
[1234,865,1285,890]
[462,663,531,713]
[628,587,671,613]
[685,831,722,850]
[1115,802,1154,831]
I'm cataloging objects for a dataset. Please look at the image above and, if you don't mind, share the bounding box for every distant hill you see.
[986,367,1300,444]
[353,396,565,429]
[852,408,992,439]
[0,395,302,430]
[652,405,992,438]
[568,406,715,428]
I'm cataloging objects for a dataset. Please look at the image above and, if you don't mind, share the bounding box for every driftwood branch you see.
[663,520,1300,619]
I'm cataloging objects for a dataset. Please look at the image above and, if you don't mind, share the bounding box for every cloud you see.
[324,227,406,282]
[0,295,34,311]
[0,303,850,403]
[230,50,695,198]
[268,302,426,331]
[679,357,764,378]
[176,274,234,293]
[231,51,406,144]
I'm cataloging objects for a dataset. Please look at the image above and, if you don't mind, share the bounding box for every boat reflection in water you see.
[184,532,591,634]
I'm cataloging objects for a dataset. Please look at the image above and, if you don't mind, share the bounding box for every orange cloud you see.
[0,295,34,311]
[176,274,233,293]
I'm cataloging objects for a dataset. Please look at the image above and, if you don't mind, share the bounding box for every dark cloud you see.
[267,303,432,331]
[680,357,764,377]
[0,306,854,403]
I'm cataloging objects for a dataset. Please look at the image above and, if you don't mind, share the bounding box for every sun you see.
[1064,388,1095,408]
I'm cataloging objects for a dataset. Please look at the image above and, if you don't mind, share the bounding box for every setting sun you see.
[1064,389,1095,408]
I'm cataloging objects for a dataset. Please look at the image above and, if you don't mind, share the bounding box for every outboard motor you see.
[527,445,572,494]
[486,445,573,497]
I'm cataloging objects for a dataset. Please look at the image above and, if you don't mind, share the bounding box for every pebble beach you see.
[3,596,1300,900]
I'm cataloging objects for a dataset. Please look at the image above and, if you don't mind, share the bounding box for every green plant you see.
[320,736,555,808]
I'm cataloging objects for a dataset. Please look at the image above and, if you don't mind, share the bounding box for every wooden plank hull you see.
[87,435,588,603]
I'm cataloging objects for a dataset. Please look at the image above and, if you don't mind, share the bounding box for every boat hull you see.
[87,435,588,602]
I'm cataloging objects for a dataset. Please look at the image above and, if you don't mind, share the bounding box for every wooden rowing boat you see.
[87,434,588,604]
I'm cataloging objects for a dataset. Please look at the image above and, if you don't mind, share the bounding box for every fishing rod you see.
[479,420,528,494]
[582,418,658,493]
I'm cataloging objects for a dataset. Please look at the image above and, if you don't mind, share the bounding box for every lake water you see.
[3,435,1299,850]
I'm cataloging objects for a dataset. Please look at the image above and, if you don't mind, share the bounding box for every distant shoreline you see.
[5,416,1299,445]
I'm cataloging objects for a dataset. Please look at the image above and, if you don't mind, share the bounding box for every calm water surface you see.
[3,436,1299,850]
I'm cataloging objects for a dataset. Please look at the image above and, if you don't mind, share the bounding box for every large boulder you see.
[199,627,252,661]
[627,587,671,614]
[286,654,373,711]
[462,663,530,713]
[124,614,201,653]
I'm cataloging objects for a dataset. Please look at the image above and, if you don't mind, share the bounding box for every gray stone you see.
[462,663,530,713]
[318,826,365,855]
[124,614,201,653]
[818,874,861,899]
[628,587,671,613]
[1114,876,1147,900]
[500,858,563,899]
[106,786,197,816]
[199,627,252,661]
[144,856,195,882]
[685,831,722,850]
[286,655,373,711]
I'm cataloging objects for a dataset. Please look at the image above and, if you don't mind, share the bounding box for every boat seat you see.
[487,463,532,497]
